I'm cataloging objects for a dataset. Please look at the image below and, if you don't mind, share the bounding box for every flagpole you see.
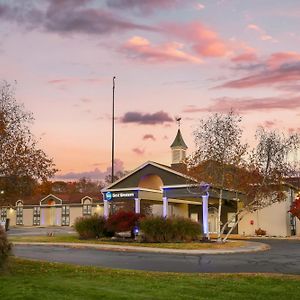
[112,76,116,183]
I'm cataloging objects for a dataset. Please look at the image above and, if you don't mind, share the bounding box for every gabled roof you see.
[102,160,195,191]
[16,193,102,206]
[170,129,188,149]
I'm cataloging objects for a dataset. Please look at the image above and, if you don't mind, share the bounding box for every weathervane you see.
[175,116,181,128]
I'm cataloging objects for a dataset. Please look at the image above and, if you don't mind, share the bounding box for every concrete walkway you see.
[13,240,269,255]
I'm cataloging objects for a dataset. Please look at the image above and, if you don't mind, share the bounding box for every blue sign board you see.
[104,191,137,201]
[106,192,112,201]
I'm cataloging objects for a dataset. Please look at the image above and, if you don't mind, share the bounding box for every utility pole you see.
[111,76,116,184]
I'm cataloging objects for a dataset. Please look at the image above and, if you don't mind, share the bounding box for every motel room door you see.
[45,200,57,226]
[208,207,218,233]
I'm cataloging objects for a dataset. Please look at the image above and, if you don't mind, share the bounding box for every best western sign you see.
[104,191,137,201]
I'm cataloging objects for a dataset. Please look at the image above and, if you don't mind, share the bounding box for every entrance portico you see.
[102,161,242,234]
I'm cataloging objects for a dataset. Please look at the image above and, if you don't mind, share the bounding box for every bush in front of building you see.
[0,226,12,269]
[74,214,107,239]
[255,228,266,236]
[105,211,143,236]
[140,216,201,243]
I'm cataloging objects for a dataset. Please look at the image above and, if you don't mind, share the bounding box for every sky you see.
[0,0,300,181]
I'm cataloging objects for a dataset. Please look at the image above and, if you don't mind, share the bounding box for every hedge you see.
[74,214,107,239]
[0,226,11,269]
[140,216,201,242]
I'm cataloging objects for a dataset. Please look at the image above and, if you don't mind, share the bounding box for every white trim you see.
[101,161,195,191]
[16,199,23,206]
[163,184,244,196]
[163,184,192,189]
[81,196,93,204]
[40,194,63,205]
[167,198,202,205]
[102,187,162,194]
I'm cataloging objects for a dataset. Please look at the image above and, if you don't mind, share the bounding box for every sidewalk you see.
[13,240,269,255]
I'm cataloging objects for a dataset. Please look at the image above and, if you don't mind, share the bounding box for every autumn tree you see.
[220,127,300,241]
[0,81,57,203]
[289,193,300,221]
[105,170,128,185]
[34,178,104,195]
[188,111,248,239]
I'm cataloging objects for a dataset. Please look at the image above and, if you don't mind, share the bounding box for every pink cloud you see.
[231,52,258,62]
[48,77,104,85]
[56,158,124,181]
[183,96,300,113]
[247,23,277,42]
[263,120,277,128]
[288,127,300,134]
[121,36,202,64]
[266,52,300,68]
[121,110,173,125]
[216,61,300,89]
[132,147,145,155]
[143,134,156,141]
[164,22,230,57]
[247,24,261,32]
[0,1,155,36]
[106,0,185,14]
[195,3,205,10]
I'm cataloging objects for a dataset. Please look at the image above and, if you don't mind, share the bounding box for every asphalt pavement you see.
[12,239,300,274]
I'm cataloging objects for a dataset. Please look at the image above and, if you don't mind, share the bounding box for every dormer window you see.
[82,199,92,216]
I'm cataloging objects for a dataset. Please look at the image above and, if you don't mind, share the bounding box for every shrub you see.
[105,211,143,235]
[0,226,11,269]
[74,214,107,239]
[255,228,266,236]
[140,216,201,243]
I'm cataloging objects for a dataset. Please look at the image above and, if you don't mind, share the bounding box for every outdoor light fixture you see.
[133,225,139,240]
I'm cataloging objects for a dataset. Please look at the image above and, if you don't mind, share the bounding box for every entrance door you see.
[208,207,218,233]
[45,200,56,226]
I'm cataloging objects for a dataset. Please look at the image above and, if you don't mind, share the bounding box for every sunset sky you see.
[1,0,300,181]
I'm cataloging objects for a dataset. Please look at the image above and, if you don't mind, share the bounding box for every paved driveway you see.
[13,239,300,274]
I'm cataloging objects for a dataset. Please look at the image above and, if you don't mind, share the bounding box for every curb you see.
[12,241,270,255]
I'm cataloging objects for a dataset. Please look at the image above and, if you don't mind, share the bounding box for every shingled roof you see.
[170,129,188,149]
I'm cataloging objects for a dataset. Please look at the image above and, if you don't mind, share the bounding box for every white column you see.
[163,196,168,218]
[103,200,109,219]
[135,198,141,214]
[202,194,209,240]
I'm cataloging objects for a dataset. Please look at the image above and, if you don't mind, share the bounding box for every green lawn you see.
[1,258,300,300]
[9,235,247,249]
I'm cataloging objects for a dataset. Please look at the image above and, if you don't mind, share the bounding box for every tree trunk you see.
[223,214,244,242]
[217,188,223,241]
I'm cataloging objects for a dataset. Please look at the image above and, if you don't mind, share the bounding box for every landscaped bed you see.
[9,234,249,249]
[1,258,300,300]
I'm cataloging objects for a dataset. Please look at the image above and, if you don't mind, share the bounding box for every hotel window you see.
[16,203,23,225]
[0,208,7,222]
[33,206,41,226]
[61,205,70,226]
[83,199,92,216]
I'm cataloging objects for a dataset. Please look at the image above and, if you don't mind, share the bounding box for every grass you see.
[1,258,300,300]
[8,234,248,249]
